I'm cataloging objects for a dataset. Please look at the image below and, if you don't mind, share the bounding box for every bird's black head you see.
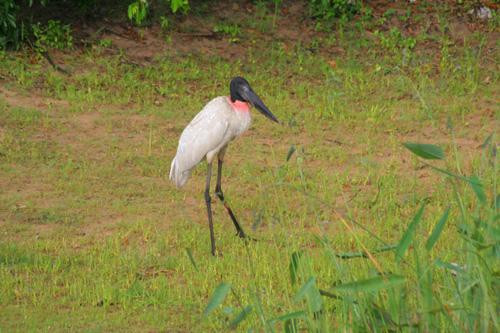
[230,77,251,103]
[229,76,279,123]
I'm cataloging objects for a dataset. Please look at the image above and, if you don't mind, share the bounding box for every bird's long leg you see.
[214,156,247,239]
[205,163,216,256]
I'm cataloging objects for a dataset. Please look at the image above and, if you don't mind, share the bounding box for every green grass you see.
[0,6,498,331]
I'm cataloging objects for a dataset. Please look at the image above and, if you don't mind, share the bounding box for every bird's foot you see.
[215,190,224,202]
[211,249,224,257]
[238,231,258,242]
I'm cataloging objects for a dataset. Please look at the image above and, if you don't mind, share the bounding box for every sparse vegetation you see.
[0,1,498,331]
[213,22,241,42]
[309,0,360,19]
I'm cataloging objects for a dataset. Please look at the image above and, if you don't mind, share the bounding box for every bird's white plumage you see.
[170,96,252,188]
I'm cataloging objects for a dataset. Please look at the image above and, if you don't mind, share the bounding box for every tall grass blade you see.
[434,259,465,274]
[284,318,300,333]
[426,207,450,251]
[446,116,454,131]
[336,244,397,259]
[468,175,486,205]
[203,282,231,317]
[332,274,405,293]
[286,145,296,161]
[479,133,493,148]
[426,163,489,202]
[185,248,198,271]
[289,251,302,286]
[426,163,469,182]
[414,250,435,330]
[403,142,445,160]
[229,305,252,329]
[396,203,425,263]
[369,303,400,330]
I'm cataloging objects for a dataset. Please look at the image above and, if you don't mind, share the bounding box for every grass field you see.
[0,2,498,331]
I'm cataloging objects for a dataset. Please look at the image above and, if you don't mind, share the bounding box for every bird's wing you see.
[173,98,231,173]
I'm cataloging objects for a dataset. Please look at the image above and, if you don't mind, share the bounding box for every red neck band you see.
[227,97,250,112]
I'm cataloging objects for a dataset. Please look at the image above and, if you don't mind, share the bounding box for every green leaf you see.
[396,204,425,263]
[425,207,450,251]
[294,277,316,302]
[127,3,136,21]
[229,305,252,329]
[468,175,486,205]
[171,0,180,13]
[171,0,189,13]
[269,311,306,327]
[203,282,231,317]
[272,310,306,322]
[403,142,444,160]
[333,274,405,293]
[289,251,302,286]
[307,288,323,313]
[294,276,322,313]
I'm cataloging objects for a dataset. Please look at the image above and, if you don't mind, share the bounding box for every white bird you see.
[170,77,279,255]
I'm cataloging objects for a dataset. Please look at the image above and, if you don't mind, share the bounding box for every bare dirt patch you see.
[0,86,69,111]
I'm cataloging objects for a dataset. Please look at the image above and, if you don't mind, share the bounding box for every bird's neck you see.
[227,97,250,112]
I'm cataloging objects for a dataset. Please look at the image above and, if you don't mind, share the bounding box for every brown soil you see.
[0,86,69,111]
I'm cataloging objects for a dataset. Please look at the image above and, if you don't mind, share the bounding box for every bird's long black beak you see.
[243,89,279,123]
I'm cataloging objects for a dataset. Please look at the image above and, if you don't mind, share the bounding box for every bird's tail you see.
[169,157,190,188]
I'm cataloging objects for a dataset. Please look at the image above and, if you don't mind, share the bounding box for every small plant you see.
[169,0,189,14]
[249,1,273,33]
[128,0,149,25]
[309,0,360,20]
[308,37,322,52]
[213,23,241,43]
[32,20,73,52]
[98,38,112,48]
[382,8,396,19]
[375,27,416,53]
[399,8,412,22]
[159,16,169,31]
[375,27,416,66]
[439,38,452,75]
[271,0,282,30]
[128,0,189,25]
[360,6,373,24]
